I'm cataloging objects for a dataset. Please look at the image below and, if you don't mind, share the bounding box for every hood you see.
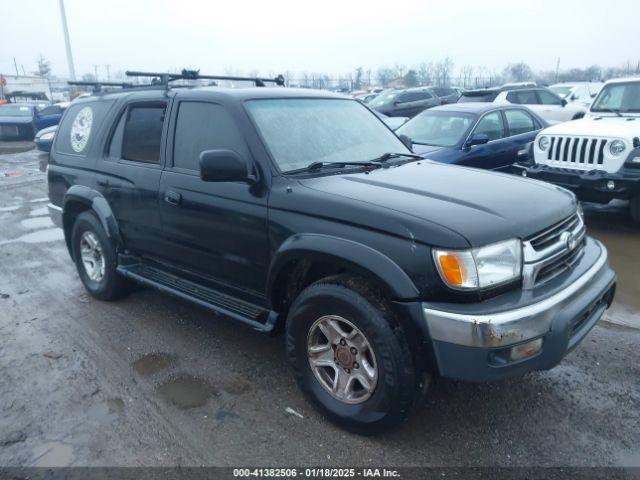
[299,161,576,247]
[0,116,33,125]
[541,116,640,139]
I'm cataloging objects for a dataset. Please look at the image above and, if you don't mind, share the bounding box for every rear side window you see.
[55,101,111,156]
[398,91,432,103]
[120,104,166,163]
[504,109,537,136]
[172,102,248,171]
[537,90,562,105]
[506,90,539,105]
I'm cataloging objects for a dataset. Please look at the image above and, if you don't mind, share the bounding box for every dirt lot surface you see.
[0,150,638,468]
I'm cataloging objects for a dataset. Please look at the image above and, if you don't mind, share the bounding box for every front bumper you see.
[422,238,616,381]
[513,163,640,203]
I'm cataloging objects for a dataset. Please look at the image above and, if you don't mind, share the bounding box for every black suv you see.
[369,87,440,118]
[47,73,616,433]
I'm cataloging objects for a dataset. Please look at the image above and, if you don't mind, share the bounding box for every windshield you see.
[368,90,399,107]
[246,98,409,173]
[550,86,573,97]
[396,110,474,147]
[591,82,640,113]
[0,104,33,117]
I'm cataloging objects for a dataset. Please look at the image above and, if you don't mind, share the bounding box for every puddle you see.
[29,206,49,217]
[0,228,64,245]
[20,216,54,229]
[32,441,74,467]
[132,353,176,376]
[156,375,216,409]
[87,398,125,424]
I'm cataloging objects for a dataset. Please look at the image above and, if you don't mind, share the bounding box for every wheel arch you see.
[267,234,420,315]
[62,186,123,258]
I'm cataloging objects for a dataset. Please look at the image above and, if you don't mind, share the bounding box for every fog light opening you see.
[606,180,616,191]
[510,338,543,362]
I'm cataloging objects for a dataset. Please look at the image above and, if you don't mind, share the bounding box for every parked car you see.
[48,78,615,433]
[0,102,66,140]
[373,110,409,130]
[550,82,603,108]
[34,125,58,152]
[354,92,379,104]
[515,77,640,222]
[430,86,460,104]
[458,85,587,123]
[396,103,547,170]
[369,87,440,118]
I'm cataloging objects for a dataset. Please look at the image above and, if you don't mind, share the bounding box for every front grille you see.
[522,212,586,289]
[546,136,606,166]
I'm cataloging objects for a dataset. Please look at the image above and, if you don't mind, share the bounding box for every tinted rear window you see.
[457,92,498,103]
[55,101,112,156]
[121,104,166,163]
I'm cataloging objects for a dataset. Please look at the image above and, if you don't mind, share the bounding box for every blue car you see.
[0,102,66,140]
[395,103,548,171]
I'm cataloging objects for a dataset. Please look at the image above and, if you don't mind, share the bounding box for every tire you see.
[631,193,640,223]
[71,211,132,300]
[285,275,424,434]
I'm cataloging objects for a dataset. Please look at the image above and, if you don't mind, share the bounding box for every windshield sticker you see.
[70,106,93,153]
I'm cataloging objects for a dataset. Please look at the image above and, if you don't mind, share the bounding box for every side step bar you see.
[117,263,276,333]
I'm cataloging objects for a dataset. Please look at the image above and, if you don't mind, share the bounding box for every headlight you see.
[39,132,55,141]
[609,140,626,156]
[538,136,550,151]
[433,239,522,290]
[576,202,584,221]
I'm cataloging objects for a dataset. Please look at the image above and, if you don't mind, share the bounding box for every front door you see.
[459,111,511,170]
[158,100,270,303]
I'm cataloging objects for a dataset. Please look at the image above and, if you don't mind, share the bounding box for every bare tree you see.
[403,69,419,87]
[503,62,534,82]
[417,62,433,85]
[459,65,474,88]
[354,67,364,90]
[434,57,454,87]
[377,67,395,87]
[35,54,52,78]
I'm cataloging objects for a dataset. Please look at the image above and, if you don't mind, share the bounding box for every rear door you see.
[158,99,270,301]
[536,89,568,122]
[96,97,168,257]
[501,108,543,168]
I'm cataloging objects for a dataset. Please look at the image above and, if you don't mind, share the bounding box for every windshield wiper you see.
[597,108,624,117]
[369,152,424,162]
[287,161,384,174]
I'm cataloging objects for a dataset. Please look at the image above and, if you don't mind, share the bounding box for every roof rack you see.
[68,80,140,92]
[125,69,286,88]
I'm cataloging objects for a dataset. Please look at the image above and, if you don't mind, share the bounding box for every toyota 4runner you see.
[515,77,640,222]
[47,71,616,433]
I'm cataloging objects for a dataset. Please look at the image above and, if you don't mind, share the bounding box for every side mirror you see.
[561,98,568,107]
[466,133,490,147]
[199,149,255,183]
[570,94,578,101]
[398,134,413,151]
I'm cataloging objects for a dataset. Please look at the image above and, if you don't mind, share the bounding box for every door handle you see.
[164,191,182,206]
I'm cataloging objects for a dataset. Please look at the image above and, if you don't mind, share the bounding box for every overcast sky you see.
[1,0,638,80]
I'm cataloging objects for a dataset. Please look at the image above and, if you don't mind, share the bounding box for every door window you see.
[472,112,505,141]
[398,91,432,103]
[506,90,539,105]
[504,109,537,136]
[121,104,166,163]
[537,90,563,105]
[173,102,249,171]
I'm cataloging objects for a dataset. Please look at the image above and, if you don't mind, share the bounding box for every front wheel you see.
[285,276,424,434]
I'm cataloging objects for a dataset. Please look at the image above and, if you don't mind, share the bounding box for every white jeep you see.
[515,77,640,222]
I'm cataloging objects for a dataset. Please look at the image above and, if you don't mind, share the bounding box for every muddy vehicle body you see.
[47,73,616,432]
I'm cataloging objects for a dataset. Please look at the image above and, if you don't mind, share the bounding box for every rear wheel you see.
[285,276,425,434]
[71,211,132,300]
[631,193,640,223]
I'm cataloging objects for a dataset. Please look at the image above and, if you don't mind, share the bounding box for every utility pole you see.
[555,57,561,82]
[13,57,19,76]
[93,64,99,81]
[105,64,110,81]
[58,0,76,80]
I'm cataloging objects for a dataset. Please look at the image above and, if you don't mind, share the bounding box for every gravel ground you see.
[0,150,638,468]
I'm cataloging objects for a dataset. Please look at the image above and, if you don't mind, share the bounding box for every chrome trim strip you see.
[423,240,608,348]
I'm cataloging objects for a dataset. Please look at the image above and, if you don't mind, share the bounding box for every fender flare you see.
[267,233,420,305]
[62,185,123,253]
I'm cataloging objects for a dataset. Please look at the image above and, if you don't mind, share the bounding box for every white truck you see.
[515,77,640,222]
